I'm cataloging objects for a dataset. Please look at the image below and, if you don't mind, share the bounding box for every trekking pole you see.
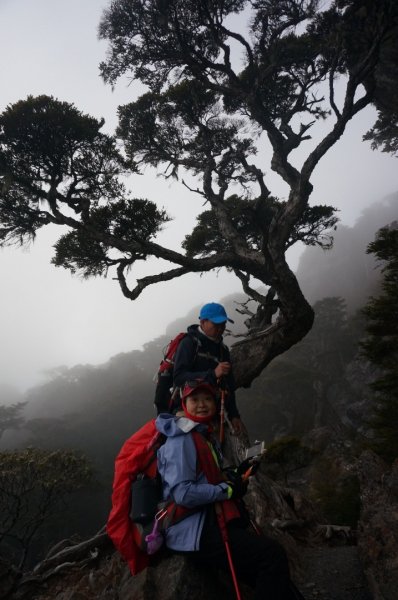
[215,503,242,600]
[250,517,262,536]
[219,387,225,444]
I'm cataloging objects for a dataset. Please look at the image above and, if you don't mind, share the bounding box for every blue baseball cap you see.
[199,302,234,324]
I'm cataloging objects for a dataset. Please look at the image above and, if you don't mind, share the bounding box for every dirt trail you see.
[297,546,372,600]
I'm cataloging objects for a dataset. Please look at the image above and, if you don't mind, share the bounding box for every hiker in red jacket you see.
[155,380,305,600]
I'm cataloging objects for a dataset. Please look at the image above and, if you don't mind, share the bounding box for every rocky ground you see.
[3,437,396,599]
[1,527,374,599]
[297,546,372,600]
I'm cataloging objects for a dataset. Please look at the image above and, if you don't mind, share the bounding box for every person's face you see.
[201,319,226,339]
[185,390,217,418]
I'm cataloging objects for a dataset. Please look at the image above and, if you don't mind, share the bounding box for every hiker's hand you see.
[226,477,248,500]
[214,362,231,378]
[223,467,239,482]
[237,458,260,478]
[230,417,245,436]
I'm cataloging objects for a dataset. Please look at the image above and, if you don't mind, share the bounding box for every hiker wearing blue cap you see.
[173,302,245,435]
[199,302,234,323]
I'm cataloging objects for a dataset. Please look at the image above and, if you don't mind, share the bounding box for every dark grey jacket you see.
[173,324,240,420]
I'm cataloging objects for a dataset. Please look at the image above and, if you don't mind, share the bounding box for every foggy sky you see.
[0,0,397,393]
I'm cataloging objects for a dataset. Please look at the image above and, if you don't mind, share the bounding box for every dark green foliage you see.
[99,0,248,90]
[52,199,170,277]
[292,297,355,373]
[364,111,398,156]
[183,195,338,257]
[99,0,394,126]
[0,189,50,246]
[292,205,339,248]
[1,346,160,564]
[52,229,112,278]
[117,82,236,173]
[99,0,332,116]
[0,95,126,246]
[0,448,94,568]
[261,436,316,484]
[239,358,318,441]
[182,195,271,256]
[239,296,362,442]
[278,296,355,384]
[116,81,262,198]
[0,403,26,440]
[0,95,102,178]
[361,225,398,462]
[358,0,398,154]
[0,95,170,280]
[310,458,360,527]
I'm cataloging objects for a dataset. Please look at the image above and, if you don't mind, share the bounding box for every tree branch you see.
[202,163,256,259]
[238,154,270,200]
[116,262,191,300]
[233,269,268,304]
[114,245,263,301]
[329,68,341,119]
[181,179,206,198]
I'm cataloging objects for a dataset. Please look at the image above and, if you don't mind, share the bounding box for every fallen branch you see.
[32,530,110,576]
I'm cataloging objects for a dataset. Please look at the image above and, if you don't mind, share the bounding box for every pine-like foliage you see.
[361,224,398,463]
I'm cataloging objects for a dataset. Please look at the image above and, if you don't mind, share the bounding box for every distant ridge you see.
[296,193,398,312]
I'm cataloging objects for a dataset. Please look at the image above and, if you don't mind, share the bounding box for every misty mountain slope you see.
[4,193,396,456]
[4,194,395,433]
[1,198,396,577]
[296,193,398,311]
[236,298,372,444]
[13,296,250,428]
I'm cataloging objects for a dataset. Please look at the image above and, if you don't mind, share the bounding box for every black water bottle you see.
[130,474,160,524]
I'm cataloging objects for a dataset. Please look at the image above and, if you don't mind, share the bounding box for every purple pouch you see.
[145,509,166,555]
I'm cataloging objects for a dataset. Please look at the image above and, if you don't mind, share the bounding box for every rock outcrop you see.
[3,466,372,600]
[357,451,398,600]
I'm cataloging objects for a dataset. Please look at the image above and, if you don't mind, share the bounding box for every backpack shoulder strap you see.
[186,330,201,363]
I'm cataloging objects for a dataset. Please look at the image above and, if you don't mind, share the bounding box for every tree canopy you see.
[0,1,396,387]
[0,402,26,440]
[0,447,94,568]
[361,0,398,154]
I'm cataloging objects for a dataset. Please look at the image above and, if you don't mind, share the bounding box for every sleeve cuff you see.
[218,483,233,499]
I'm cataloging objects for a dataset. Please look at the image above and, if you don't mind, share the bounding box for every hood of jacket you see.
[156,413,209,438]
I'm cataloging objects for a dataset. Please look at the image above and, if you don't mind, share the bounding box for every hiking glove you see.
[236,458,260,478]
[226,477,248,500]
[223,467,240,482]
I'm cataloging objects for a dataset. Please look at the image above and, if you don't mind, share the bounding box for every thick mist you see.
[0,0,397,395]
[0,194,396,569]
[1,193,395,436]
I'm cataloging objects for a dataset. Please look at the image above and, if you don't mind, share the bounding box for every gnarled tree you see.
[0,447,94,568]
[0,0,396,388]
